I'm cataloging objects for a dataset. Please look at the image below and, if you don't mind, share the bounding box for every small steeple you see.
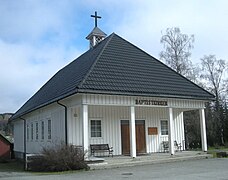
[86,11,107,48]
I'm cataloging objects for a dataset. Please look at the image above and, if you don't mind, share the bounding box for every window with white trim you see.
[47,119,51,140]
[35,122,39,140]
[31,123,34,140]
[27,124,29,141]
[41,121,44,140]
[90,120,102,138]
[161,120,168,135]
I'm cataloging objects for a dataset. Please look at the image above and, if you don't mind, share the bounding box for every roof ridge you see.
[77,33,115,89]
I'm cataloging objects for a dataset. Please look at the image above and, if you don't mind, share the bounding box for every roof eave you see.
[77,89,215,101]
[10,89,79,122]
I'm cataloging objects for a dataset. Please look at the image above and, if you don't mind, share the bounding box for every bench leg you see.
[109,151,113,157]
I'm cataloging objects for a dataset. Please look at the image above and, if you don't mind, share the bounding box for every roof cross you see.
[91,11,101,27]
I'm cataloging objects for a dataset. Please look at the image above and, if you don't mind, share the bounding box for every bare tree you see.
[201,55,227,101]
[160,27,195,79]
[200,55,228,145]
[159,28,201,148]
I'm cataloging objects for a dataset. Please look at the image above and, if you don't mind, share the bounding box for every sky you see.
[1,0,228,113]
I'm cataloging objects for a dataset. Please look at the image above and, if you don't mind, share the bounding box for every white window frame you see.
[41,120,44,141]
[35,121,39,141]
[26,123,29,141]
[31,123,34,141]
[160,120,168,136]
[47,119,52,140]
[90,119,102,138]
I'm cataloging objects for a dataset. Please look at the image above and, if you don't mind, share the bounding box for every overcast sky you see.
[1,0,228,113]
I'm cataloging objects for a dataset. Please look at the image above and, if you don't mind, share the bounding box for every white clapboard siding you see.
[173,110,185,150]
[88,106,127,155]
[14,120,24,152]
[82,94,206,109]
[136,106,168,153]
[68,106,82,146]
[14,93,199,156]
[24,104,65,154]
[69,105,185,155]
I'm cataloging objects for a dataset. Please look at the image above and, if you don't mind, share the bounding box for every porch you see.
[66,94,208,158]
[88,151,212,170]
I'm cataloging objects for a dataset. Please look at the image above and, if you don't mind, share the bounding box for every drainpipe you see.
[57,101,68,146]
[19,117,26,170]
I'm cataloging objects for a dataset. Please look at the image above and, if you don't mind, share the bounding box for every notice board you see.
[148,127,158,135]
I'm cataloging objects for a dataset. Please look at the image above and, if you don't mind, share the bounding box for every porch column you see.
[199,108,207,152]
[82,104,89,158]
[168,107,175,155]
[130,106,137,158]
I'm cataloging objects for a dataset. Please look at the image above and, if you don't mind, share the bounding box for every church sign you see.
[148,127,158,135]
[135,99,168,106]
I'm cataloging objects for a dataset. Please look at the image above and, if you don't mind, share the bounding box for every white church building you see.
[10,13,214,160]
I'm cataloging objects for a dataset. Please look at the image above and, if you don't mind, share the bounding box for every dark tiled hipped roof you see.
[11,33,214,120]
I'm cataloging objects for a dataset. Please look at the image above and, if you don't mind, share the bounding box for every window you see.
[35,122,39,140]
[41,121,44,140]
[90,120,102,137]
[47,119,51,140]
[27,124,29,141]
[161,120,168,135]
[31,123,34,140]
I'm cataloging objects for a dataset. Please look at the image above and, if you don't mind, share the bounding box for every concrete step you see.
[89,153,212,170]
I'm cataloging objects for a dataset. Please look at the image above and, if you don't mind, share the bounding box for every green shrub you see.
[29,143,89,172]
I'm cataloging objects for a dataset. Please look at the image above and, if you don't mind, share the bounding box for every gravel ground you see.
[0,158,228,180]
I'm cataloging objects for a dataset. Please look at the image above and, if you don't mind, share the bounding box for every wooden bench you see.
[90,144,113,157]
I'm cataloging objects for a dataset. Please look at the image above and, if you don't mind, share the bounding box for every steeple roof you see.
[11,33,214,120]
[86,27,107,40]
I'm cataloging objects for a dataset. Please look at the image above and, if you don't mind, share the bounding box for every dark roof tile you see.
[11,33,214,120]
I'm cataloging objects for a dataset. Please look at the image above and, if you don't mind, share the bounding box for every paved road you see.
[1,158,228,180]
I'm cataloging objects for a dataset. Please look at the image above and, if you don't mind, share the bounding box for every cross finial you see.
[91,11,101,27]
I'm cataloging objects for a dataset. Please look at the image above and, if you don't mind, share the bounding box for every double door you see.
[121,120,146,155]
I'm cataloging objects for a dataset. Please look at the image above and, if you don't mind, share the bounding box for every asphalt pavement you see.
[1,158,228,180]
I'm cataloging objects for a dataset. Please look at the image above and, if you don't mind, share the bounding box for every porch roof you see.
[11,33,214,120]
